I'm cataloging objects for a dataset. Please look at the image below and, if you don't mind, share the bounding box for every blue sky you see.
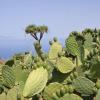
[0,0,100,58]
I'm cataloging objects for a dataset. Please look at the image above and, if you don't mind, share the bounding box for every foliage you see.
[0,28,100,100]
[25,24,48,43]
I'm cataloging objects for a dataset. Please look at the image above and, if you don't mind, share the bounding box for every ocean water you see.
[0,38,65,60]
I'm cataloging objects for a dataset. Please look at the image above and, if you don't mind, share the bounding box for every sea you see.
[0,38,65,60]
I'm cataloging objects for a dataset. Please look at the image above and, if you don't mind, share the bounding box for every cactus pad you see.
[73,77,95,95]
[7,86,18,100]
[23,53,33,68]
[56,57,75,73]
[84,33,93,50]
[0,65,15,88]
[43,82,63,100]
[96,89,100,100]
[90,59,100,79]
[0,93,6,100]
[84,49,89,58]
[96,79,100,89]
[13,66,29,84]
[65,35,80,57]
[23,67,48,98]
[60,93,83,100]
[48,41,62,60]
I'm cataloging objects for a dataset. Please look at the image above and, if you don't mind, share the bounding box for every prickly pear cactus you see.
[56,57,75,73]
[65,35,80,57]
[13,66,29,84]
[96,79,100,89]
[77,41,85,63]
[48,38,62,60]
[43,82,63,100]
[89,57,100,79]
[34,42,46,61]
[63,71,78,84]
[60,93,83,100]
[0,65,15,88]
[59,84,74,95]
[6,86,18,100]
[96,89,100,100]
[0,93,6,100]
[0,28,100,100]
[84,33,93,50]
[0,84,3,94]
[23,53,33,68]
[73,76,95,96]
[23,67,48,98]
[84,49,89,58]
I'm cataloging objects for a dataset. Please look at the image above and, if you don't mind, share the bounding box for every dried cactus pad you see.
[56,57,75,73]
[43,82,63,100]
[60,93,83,100]
[73,77,95,95]
[23,67,48,98]
[49,41,62,59]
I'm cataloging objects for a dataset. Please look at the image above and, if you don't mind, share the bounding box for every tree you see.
[37,25,48,43]
[25,24,38,40]
[25,24,48,43]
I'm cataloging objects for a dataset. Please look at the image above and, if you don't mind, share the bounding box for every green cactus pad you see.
[65,35,80,57]
[96,89,100,100]
[43,82,63,100]
[96,79,100,89]
[7,86,18,100]
[48,41,62,60]
[84,49,89,58]
[13,66,29,84]
[0,93,6,100]
[23,53,33,68]
[7,85,33,100]
[56,57,75,73]
[23,67,48,98]
[60,93,83,100]
[0,65,15,88]
[84,33,93,50]
[73,77,95,95]
[90,59,100,79]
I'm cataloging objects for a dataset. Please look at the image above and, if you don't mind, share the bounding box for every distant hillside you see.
[0,59,5,64]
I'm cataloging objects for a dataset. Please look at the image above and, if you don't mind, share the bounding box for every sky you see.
[0,0,100,59]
